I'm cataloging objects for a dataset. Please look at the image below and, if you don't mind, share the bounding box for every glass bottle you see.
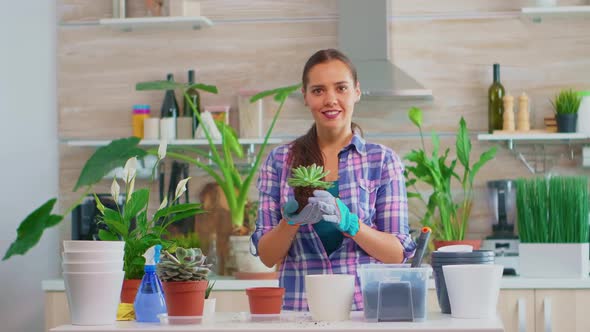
[184,69,201,137]
[488,63,505,134]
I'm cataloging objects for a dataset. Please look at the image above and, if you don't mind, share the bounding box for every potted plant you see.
[551,88,582,133]
[287,164,333,213]
[404,107,497,249]
[516,175,589,278]
[203,280,216,321]
[94,156,203,303]
[157,247,210,316]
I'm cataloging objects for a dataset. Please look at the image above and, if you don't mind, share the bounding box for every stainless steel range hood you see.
[338,0,432,98]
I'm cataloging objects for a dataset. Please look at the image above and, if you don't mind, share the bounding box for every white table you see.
[51,311,504,332]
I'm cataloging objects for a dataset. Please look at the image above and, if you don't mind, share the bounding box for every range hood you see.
[338,0,432,98]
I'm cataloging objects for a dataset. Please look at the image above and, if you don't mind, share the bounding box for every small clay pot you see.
[245,287,285,314]
[162,280,208,316]
[293,186,316,213]
[120,279,141,304]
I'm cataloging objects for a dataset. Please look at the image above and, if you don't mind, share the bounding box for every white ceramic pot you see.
[305,274,355,321]
[62,250,124,263]
[63,240,125,252]
[63,271,124,325]
[230,236,275,273]
[62,261,124,273]
[202,298,216,323]
[443,264,503,319]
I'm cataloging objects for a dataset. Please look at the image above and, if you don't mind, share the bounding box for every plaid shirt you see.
[250,134,416,311]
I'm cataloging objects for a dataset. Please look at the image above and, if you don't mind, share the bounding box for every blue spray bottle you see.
[134,244,167,322]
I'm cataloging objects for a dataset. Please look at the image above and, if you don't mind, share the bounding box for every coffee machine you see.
[481,179,520,275]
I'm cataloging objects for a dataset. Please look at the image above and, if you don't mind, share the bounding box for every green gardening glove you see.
[307,190,360,237]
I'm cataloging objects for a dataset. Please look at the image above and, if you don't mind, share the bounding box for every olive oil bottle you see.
[488,63,505,133]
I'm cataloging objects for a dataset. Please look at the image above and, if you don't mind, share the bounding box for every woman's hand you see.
[308,190,360,236]
[282,199,324,226]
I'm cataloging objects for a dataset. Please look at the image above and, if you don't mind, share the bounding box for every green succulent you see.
[551,89,582,115]
[287,164,333,189]
[157,247,210,282]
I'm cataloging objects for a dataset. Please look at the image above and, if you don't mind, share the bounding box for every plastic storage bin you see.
[358,264,431,322]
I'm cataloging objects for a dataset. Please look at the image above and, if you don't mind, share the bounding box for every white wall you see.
[0,1,59,332]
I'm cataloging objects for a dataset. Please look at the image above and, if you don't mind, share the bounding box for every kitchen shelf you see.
[60,16,213,31]
[478,132,589,173]
[64,138,282,147]
[521,6,590,22]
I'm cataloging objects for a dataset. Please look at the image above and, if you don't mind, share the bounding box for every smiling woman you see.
[250,48,417,312]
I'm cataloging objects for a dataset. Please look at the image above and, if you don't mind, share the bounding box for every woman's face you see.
[303,60,361,132]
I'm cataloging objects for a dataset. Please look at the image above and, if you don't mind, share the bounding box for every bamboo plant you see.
[516,176,589,243]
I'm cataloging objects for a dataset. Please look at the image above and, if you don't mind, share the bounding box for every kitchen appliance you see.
[71,194,125,240]
[481,179,520,275]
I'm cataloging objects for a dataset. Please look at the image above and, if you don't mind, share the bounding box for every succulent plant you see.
[157,247,211,282]
[288,164,333,213]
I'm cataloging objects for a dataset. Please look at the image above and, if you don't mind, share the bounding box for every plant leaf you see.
[103,207,127,237]
[250,83,302,103]
[408,107,423,128]
[3,199,63,260]
[136,81,219,94]
[469,147,497,184]
[456,117,471,169]
[154,203,203,221]
[123,188,150,225]
[98,229,119,241]
[74,137,146,191]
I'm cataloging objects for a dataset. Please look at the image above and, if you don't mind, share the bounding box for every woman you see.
[250,49,416,311]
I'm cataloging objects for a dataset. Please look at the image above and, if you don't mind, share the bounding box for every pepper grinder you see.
[517,92,530,131]
[503,94,515,131]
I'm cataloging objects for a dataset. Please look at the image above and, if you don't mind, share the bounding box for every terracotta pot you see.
[246,287,285,314]
[162,280,207,316]
[433,239,482,251]
[120,279,141,304]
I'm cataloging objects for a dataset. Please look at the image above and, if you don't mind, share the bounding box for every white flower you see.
[127,176,135,201]
[174,177,191,200]
[158,140,167,160]
[111,178,120,201]
[158,196,168,211]
[122,157,137,184]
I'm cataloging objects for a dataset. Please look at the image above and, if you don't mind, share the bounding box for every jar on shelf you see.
[132,104,151,138]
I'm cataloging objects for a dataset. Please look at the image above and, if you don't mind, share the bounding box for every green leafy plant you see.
[157,247,210,282]
[136,81,301,234]
[287,164,333,213]
[3,80,298,261]
[205,280,216,299]
[404,107,497,241]
[551,89,582,115]
[516,176,589,243]
[94,156,204,279]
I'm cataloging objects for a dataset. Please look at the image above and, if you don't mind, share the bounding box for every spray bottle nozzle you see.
[143,244,162,268]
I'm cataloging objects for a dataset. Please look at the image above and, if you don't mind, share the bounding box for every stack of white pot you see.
[62,240,125,325]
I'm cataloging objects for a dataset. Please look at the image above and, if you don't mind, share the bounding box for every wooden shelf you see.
[64,138,282,147]
[521,6,590,21]
[478,132,588,142]
[98,16,213,30]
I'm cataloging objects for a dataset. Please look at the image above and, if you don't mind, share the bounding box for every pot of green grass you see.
[551,89,582,133]
[516,176,589,278]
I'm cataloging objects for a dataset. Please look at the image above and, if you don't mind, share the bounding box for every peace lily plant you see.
[3,81,300,261]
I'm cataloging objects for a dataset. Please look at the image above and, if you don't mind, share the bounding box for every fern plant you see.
[288,164,333,213]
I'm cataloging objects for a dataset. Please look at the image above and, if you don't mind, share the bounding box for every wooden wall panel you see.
[57,0,590,242]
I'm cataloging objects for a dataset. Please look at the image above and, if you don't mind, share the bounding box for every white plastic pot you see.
[443,264,503,319]
[305,274,355,321]
[62,261,123,273]
[63,271,124,325]
[62,250,124,263]
[63,240,125,252]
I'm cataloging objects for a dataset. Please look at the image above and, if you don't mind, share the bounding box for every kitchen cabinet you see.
[497,290,535,332]
[534,290,590,332]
